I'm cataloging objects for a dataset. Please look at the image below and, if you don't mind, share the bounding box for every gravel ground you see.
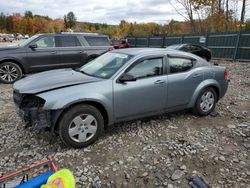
[0,61,249,188]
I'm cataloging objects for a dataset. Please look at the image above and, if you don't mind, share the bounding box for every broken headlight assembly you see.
[21,95,46,108]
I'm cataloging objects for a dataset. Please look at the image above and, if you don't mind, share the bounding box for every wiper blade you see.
[79,69,91,76]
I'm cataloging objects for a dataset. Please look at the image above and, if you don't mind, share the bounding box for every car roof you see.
[113,48,181,56]
[35,32,108,37]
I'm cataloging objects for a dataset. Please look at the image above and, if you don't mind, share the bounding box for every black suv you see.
[0,32,112,83]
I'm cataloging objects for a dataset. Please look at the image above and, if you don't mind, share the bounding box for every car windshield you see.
[80,52,133,79]
[18,35,40,47]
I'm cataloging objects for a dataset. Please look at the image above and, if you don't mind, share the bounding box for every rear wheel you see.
[193,87,217,116]
[0,62,22,84]
[58,104,104,148]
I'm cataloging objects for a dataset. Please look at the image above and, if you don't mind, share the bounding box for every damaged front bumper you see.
[16,106,52,129]
[13,90,52,129]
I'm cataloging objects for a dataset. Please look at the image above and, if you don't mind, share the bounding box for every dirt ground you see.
[0,54,249,187]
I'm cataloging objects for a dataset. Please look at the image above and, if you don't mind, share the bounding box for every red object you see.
[224,69,229,80]
[0,157,58,185]
[112,40,129,49]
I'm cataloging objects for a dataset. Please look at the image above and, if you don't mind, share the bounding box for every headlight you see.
[21,95,46,108]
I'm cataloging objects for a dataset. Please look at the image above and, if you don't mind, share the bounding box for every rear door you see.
[25,36,60,72]
[57,35,87,68]
[166,55,204,108]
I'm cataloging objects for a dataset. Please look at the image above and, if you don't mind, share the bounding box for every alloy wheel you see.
[200,91,215,112]
[0,65,18,83]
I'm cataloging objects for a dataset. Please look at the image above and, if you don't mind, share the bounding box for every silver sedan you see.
[13,48,229,148]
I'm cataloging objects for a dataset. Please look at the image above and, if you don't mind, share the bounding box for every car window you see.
[168,57,194,73]
[84,36,110,46]
[194,45,203,50]
[127,58,163,79]
[35,36,55,48]
[180,46,189,51]
[189,45,202,51]
[18,34,39,47]
[60,36,81,47]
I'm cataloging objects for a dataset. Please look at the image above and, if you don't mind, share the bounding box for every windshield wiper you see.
[78,69,92,77]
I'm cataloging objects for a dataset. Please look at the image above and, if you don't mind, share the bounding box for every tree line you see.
[0,11,64,35]
[0,0,248,39]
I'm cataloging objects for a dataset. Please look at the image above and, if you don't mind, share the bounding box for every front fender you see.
[187,79,221,108]
[38,92,111,111]
[37,85,113,124]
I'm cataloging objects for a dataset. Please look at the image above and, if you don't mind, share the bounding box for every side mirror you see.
[119,73,136,83]
[29,44,38,49]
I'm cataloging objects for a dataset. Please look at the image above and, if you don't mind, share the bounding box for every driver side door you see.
[113,56,168,121]
[25,36,60,72]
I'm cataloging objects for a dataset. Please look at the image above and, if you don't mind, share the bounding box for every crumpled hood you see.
[13,69,103,94]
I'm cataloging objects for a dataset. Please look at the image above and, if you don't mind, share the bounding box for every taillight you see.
[224,69,229,80]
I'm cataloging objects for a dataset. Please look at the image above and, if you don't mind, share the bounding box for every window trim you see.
[123,55,166,80]
[166,54,197,74]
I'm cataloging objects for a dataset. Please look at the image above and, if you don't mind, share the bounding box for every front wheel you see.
[193,87,217,116]
[0,62,23,84]
[58,104,104,148]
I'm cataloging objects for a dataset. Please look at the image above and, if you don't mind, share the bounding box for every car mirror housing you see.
[119,73,136,83]
[29,44,38,49]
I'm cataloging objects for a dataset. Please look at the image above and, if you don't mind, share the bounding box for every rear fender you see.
[187,79,221,108]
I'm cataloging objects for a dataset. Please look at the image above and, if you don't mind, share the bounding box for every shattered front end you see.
[13,90,52,129]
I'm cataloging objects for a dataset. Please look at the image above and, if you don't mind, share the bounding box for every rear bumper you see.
[219,80,229,99]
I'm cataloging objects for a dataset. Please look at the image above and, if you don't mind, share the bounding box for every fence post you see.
[205,32,208,47]
[162,36,166,48]
[147,36,150,47]
[135,37,137,47]
[233,30,241,61]
[180,35,184,44]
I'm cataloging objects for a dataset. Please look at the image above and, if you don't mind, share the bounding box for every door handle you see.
[51,51,56,54]
[193,73,202,78]
[154,80,165,84]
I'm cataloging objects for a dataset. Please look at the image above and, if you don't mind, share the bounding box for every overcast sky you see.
[0,0,248,25]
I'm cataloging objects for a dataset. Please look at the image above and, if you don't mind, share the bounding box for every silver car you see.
[13,48,229,148]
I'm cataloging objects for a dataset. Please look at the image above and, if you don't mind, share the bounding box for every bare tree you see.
[225,0,229,31]
[169,0,196,33]
[240,0,246,29]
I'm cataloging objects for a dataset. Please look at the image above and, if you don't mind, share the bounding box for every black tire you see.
[58,104,104,148]
[0,62,23,84]
[192,87,217,116]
